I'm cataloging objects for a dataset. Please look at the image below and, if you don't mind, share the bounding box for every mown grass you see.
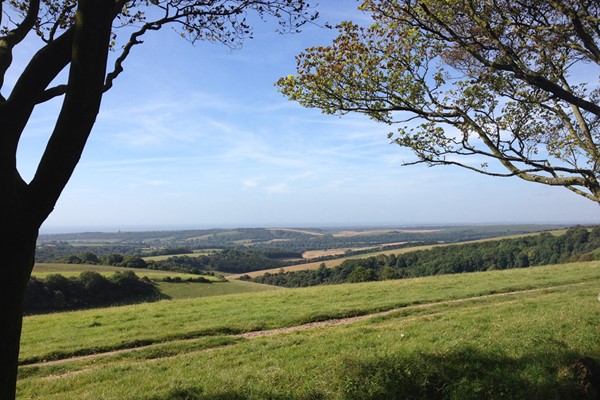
[18,261,599,360]
[31,263,206,281]
[16,261,600,398]
[157,279,282,300]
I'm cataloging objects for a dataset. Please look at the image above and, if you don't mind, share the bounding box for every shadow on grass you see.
[147,386,327,400]
[147,346,595,400]
[338,347,591,400]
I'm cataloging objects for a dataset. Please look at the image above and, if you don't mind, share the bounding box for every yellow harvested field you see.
[331,229,442,237]
[302,249,351,259]
[267,228,324,236]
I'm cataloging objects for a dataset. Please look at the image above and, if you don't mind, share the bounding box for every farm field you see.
[141,250,219,262]
[31,263,277,300]
[226,229,565,279]
[17,261,600,399]
[31,263,206,281]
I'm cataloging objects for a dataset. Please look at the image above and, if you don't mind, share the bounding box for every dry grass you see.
[332,229,441,237]
[267,228,325,236]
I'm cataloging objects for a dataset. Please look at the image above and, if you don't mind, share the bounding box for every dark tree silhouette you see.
[0,1,318,397]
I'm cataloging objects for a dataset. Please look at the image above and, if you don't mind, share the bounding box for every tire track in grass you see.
[23,281,589,372]
[29,282,596,383]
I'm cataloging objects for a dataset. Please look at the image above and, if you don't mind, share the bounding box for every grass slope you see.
[17,261,600,399]
[32,263,204,281]
[158,279,282,300]
[32,263,278,301]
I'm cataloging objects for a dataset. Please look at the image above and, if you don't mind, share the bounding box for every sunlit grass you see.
[31,263,205,281]
[157,279,282,300]
[15,261,600,399]
[20,262,599,361]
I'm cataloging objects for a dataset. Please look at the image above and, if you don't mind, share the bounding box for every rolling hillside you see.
[17,261,600,399]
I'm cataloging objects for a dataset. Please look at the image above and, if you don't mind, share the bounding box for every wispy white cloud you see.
[267,182,289,195]
[242,176,263,189]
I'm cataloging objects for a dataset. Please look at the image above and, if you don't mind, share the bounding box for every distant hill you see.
[37,224,564,252]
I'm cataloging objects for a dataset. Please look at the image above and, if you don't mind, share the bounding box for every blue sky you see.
[12,0,600,233]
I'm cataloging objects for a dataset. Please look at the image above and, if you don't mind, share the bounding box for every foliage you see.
[278,0,600,203]
[24,271,162,313]
[36,225,560,258]
[252,226,600,287]
[35,242,142,262]
[148,249,286,274]
[142,247,193,257]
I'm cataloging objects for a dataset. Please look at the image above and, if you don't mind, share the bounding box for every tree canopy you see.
[1,0,318,230]
[0,1,318,398]
[277,0,600,204]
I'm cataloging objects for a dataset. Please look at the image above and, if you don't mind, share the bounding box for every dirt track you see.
[24,282,584,370]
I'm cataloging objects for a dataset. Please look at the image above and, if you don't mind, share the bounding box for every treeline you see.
[150,249,298,274]
[38,225,561,254]
[144,246,193,257]
[36,247,303,275]
[248,226,600,287]
[25,271,162,314]
[245,225,559,253]
[36,242,142,262]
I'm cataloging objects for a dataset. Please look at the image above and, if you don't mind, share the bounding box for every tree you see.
[347,265,376,282]
[0,1,318,397]
[278,0,600,203]
[119,254,148,269]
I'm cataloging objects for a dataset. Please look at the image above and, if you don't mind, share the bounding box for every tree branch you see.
[104,21,161,92]
[2,28,73,148]
[0,0,41,93]
[28,0,114,226]
[1,0,40,47]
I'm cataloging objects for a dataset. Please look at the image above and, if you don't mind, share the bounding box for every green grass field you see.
[32,263,205,281]
[16,261,600,399]
[31,263,279,301]
[158,279,282,299]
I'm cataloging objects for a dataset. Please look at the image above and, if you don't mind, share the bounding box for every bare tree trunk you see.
[0,228,37,400]
[0,4,114,397]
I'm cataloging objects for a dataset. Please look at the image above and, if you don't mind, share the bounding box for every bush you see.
[24,271,162,314]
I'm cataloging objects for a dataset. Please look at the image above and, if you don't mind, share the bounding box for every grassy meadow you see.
[17,261,600,399]
[32,263,205,281]
[31,263,279,301]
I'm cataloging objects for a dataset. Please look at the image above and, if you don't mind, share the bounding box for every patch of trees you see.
[146,248,304,274]
[142,247,193,257]
[162,276,212,283]
[24,271,163,314]
[250,226,600,287]
[35,242,142,262]
[45,250,149,270]
[37,225,562,254]
[248,225,561,253]
[161,249,286,274]
[36,246,302,275]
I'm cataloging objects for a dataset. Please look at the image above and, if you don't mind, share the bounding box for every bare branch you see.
[1,0,40,47]
[36,84,68,104]
[104,22,161,92]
